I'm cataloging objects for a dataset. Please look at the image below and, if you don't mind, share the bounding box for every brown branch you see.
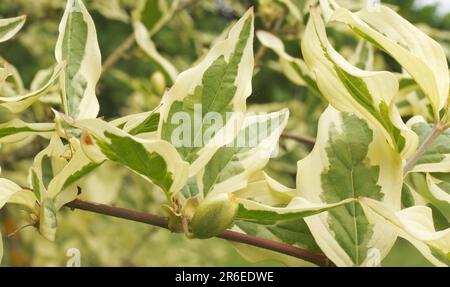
[101,0,198,74]
[65,199,331,267]
[101,34,136,73]
[403,122,449,176]
[281,133,316,146]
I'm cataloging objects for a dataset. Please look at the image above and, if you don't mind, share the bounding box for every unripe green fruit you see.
[190,193,238,239]
[150,71,166,96]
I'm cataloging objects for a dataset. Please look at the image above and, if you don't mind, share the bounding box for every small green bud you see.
[190,193,238,239]
[150,71,166,96]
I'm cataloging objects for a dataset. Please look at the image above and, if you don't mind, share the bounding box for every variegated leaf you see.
[424,173,450,220]
[396,79,433,122]
[73,118,189,195]
[302,9,417,158]
[297,106,403,266]
[237,196,354,221]
[158,9,254,176]
[29,135,68,202]
[0,119,55,144]
[133,21,178,83]
[234,171,296,207]
[233,166,354,221]
[198,109,289,197]
[111,110,161,138]
[360,197,450,267]
[39,197,58,241]
[0,62,64,113]
[48,141,100,207]
[329,4,449,119]
[348,40,375,71]
[55,0,102,119]
[256,31,321,95]
[0,15,26,43]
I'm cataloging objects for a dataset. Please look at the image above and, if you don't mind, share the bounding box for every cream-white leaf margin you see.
[48,142,93,206]
[158,9,254,176]
[234,171,296,206]
[296,106,403,266]
[256,31,315,88]
[0,15,26,43]
[29,134,67,201]
[55,0,101,119]
[0,62,64,113]
[236,196,355,221]
[302,8,417,158]
[0,119,55,144]
[197,109,289,197]
[133,21,178,83]
[329,4,449,119]
[426,174,450,206]
[72,118,189,195]
[424,174,450,219]
[360,197,450,267]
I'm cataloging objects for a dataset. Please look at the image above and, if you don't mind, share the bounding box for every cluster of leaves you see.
[0,0,450,266]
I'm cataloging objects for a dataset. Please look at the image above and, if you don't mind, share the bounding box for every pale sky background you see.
[415,0,450,14]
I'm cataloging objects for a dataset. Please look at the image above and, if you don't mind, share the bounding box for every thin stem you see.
[101,0,198,74]
[281,133,316,146]
[254,17,284,68]
[403,123,448,176]
[101,34,136,73]
[254,46,267,68]
[65,199,330,267]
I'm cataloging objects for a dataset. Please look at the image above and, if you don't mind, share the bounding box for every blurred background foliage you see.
[0,0,448,266]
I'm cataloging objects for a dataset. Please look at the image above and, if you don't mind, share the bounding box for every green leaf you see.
[55,0,102,119]
[0,62,64,113]
[0,15,26,43]
[159,9,254,176]
[302,9,418,158]
[0,119,55,144]
[297,106,403,266]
